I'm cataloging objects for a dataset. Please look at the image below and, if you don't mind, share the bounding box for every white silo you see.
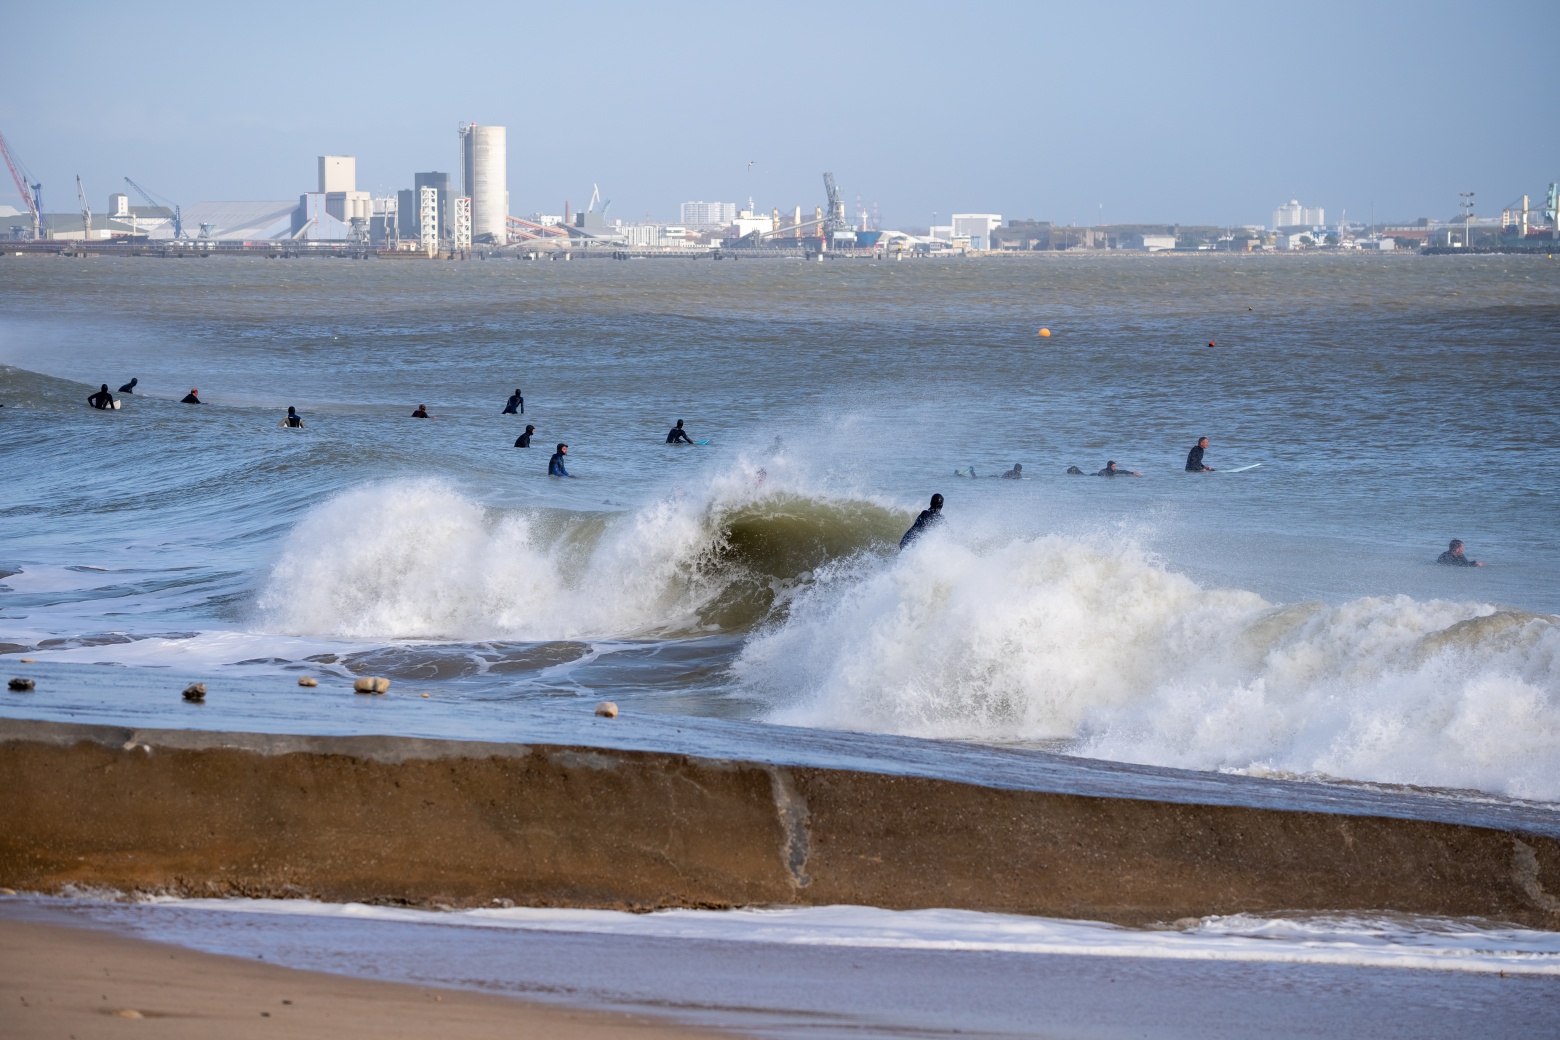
[460,124,507,245]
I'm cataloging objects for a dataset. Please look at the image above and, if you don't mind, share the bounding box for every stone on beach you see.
[354,677,390,695]
[298,676,318,687]
[182,682,206,702]
[595,701,619,718]
[7,678,35,692]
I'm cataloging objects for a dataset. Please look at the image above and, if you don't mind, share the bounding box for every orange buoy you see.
[1208,340,1216,347]
[1038,328,1051,337]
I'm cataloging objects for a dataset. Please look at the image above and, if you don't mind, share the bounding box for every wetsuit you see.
[284,412,304,428]
[1066,466,1084,475]
[118,378,138,394]
[1185,445,1211,472]
[503,393,524,415]
[1437,550,1478,566]
[899,508,943,550]
[87,388,114,410]
[515,427,534,447]
[412,407,429,418]
[1001,467,1022,479]
[548,451,571,477]
[667,425,693,444]
[1096,466,1124,476]
[181,392,202,404]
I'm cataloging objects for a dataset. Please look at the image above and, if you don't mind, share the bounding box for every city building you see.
[1125,232,1177,251]
[680,201,737,227]
[460,124,508,244]
[1272,199,1324,229]
[951,213,1002,251]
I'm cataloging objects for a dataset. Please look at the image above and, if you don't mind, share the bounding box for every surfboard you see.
[1223,463,1262,473]
[696,440,710,446]
[111,400,121,410]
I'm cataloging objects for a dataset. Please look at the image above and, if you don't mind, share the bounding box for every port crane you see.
[123,175,187,239]
[75,175,91,239]
[0,128,45,239]
[735,173,850,246]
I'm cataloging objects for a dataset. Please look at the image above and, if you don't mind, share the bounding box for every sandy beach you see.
[0,914,727,1040]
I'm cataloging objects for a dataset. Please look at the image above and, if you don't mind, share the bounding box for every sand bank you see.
[0,916,725,1040]
[2,718,1559,927]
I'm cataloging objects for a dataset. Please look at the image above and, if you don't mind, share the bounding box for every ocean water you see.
[2,252,1559,804]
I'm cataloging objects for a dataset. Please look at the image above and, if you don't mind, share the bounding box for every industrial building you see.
[1273,199,1325,229]
[951,214,1002,251]
[459,124,507,245]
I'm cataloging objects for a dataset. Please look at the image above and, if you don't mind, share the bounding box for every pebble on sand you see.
[595,701,619,718]
[8,677,35,691]
[354,676,391,695]
[297,676,318,687]
[182,682,206,702]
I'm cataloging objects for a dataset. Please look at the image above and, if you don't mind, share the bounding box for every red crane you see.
[0,128,44,240]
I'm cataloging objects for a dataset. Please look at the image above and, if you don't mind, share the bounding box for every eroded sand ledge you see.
[3,718,1559,927]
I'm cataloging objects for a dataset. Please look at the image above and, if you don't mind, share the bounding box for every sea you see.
[3,251,1559,1035]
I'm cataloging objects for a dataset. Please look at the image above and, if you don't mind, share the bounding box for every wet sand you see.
[0,915,727,1040]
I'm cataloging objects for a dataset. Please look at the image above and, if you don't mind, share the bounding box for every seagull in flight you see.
[746,161,756,171]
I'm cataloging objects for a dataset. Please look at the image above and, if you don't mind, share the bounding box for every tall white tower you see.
[459,124,508,245]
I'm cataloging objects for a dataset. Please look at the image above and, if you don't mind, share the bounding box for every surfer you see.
[1185,436,1213,472]
[412,404,431,418]
[1066,466,1084,475]
[1001,464,1023,479]
[118,378,138,395]
[548,443,573,477]
[282,406,304,428]
[515,424,536,447]
[87,384,114,410]
[666,420,694,444]
[181,389,202,404]
[502,389,524,415]
[1437,539,1485,567]
[1095,461,1139,477]
[899,493,944,550]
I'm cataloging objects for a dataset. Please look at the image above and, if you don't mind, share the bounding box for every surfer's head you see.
[929,493,943,510]
[1198,437,1209,448]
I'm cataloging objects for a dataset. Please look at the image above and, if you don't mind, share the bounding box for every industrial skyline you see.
[0,1,1552,233]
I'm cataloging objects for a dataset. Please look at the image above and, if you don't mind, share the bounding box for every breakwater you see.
[3,718,1558,927]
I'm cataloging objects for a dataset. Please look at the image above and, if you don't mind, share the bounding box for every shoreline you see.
[0,912,728,1040]
[4,717,1559,928]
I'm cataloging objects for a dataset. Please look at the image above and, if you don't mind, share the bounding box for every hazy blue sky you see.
[2,0,1554,228]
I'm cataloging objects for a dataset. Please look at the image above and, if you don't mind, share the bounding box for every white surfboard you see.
[1223,463,1262,473]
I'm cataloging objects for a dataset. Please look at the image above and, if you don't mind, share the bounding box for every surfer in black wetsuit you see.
[181,388,202,404]
[1186,436,1213,472]
[1437,539,1484,567]
[87,384,114,409]
[1001,464,1023,479]
[899,493,944,550]
[502,389,524,415]
[515,424,535,447]
[118,378,138,395]
[548,443,573,477]
[1096,461,1139,477]
[283,406,304,428]
[412,404,431,418]
[666,420,693,444]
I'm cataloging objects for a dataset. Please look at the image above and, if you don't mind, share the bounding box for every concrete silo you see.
[459,124,507,245]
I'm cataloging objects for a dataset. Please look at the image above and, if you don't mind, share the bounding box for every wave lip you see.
[737,531,1560,802]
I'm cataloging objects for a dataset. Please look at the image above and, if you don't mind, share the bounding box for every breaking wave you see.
[735,529,1560,802]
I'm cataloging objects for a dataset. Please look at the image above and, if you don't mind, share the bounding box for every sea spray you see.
[738,529,1560,801]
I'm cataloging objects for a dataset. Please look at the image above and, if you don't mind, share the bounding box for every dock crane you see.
[76,176,92,239]
[0,128,45,239]
[123,175,187,239]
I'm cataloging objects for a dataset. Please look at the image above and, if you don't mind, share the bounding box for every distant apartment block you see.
[680,201,737,227]
[1273,199,1324,229]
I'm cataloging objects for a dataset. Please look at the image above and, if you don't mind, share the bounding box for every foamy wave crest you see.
[737,531,1560,801]
[258,472,903,641]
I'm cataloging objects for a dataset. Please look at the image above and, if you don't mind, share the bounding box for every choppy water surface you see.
[2,253,1557,800]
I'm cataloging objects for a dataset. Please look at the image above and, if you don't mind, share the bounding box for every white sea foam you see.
[737,529,1560,801]
[137,897,1560,976]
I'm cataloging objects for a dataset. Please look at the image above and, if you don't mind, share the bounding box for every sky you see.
[1,0,1555,229]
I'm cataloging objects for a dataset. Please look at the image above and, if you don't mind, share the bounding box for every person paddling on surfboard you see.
[515,424,536,447]
[1095,461,1140,477]
[1001,463,1023,479]
[548,443,574,477]
[181,388,202,404]
[1186,436,1214,472]
[281,406,304,428]
[666,419,694,444]
[1437,539,1485,567]
[899,494,944,550]
[118,378,138,395]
